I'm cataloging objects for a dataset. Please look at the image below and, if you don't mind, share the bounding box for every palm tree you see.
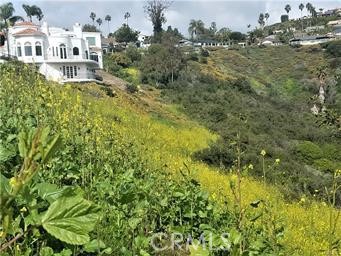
[299,3,304,31]
[0,2,23,57]
[258,13,265,29]
[96,18,102,30]
[306,3,312,16]
[36,7,44,24]
[265,13,270,26]
[285,4,291,17]
[188,19,205,39]
[22,5,43,23]
[22,4,34,22]
[105,15,111,35]
[90,12,96,25]
[124,12,131,26]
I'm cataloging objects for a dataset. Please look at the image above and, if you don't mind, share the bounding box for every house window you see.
[85,50,89,59]
[90,52,98,62]
[24,42,32,56]
[59,44,67,59]
[62,65,75,79]
[35,42,42,56]
[86,37,96,46]
[73,47,79,56]
[17,44,22,57]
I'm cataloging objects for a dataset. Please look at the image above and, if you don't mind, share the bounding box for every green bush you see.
[125,45,142,63]
[295,141,323,162]
[313,158,337,173]
[325,40,341,57]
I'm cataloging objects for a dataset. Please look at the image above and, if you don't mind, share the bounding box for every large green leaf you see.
[41,196,100,245]
[0,173,10,197]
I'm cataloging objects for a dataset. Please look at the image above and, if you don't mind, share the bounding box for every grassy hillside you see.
[162,46,341,205]
[0,46,340,255]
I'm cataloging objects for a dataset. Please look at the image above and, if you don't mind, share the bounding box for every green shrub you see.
[313,158,337,173]
[125,45,142,63]
[199,56,208,64]
[325,40,341,57]
[295,141,323,161]
[125,83,139,93]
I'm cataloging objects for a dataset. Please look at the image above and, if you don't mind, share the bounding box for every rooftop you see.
[13,28,45,36]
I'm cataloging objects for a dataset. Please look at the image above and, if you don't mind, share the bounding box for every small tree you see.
[113,24,139,43]
[281,14,289,23]
[82,24,99,32]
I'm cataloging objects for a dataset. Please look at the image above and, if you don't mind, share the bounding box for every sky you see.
[4,0,341,36]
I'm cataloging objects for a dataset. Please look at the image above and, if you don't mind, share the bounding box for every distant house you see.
[178,39,193,47]
[327,20,341,26]
[305,26,325,33]
[261,35,282,46]
[323,9,335,17]
[334,28,341,37]
[273,29,284,35]
[289,35,335,46]
[194,39,229,48]
[138,34,151,49]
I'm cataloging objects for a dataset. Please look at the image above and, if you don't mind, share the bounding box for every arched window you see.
[59,44,67,59]
[17,43,22,57]
[24,42,32,56]
[73,47,79,56]
[90,52,98,62]
[35,42,42,56]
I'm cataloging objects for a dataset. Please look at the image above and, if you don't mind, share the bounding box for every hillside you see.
[0,45,340,256]
[162,45,341,203]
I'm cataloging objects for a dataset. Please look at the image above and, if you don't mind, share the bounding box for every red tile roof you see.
[13,28,45,36]
[14,21,38,27]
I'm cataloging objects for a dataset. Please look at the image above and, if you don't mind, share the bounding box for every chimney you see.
[73,23,82,38]
[41,21,49,35]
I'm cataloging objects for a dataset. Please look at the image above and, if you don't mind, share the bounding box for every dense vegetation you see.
[1,46,340,255]
[161,46,341,204]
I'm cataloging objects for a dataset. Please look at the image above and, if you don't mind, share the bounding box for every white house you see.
[0,21,103,83]
[289,35,335,46]
[261,35,282,46]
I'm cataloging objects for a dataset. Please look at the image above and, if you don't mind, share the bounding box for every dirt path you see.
[96,70,127,91]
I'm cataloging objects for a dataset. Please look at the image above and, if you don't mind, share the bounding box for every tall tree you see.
[96,18,102,29]
[306,3,312,16]
[105,15,111,35]
[144,0,171,42]
[299,3,304,31]
[258,13,265,29]
[188,19,205,39]
[22,4,43,22]
[22,4,34,22]
[124,12,131,26]
[90,12,96,25]
[264,13,270,26]
[36,7,43,23]
[285,4,291,17]
[0,2,23,57]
